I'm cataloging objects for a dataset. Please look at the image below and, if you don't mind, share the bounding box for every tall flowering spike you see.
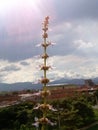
[33,16,56,130]
[41,16,50,130]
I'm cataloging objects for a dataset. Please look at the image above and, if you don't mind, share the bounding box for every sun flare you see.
[0,0,13,13]
[0,0,41,15]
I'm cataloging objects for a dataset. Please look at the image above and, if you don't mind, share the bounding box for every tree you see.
[94,89,98,105]
[16,110,28,124]
[73,100,95,126]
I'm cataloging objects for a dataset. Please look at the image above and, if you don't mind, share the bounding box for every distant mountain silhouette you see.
[50,78,84,85]
[0,82,42,92]
[0,77,98,92]
[93,77,98,84]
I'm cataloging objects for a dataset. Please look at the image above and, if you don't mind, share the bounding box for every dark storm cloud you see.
[1,65,20,72]
[20,61,30,66]
[0,73,8,82]
[0,73,6,77]
[0,16,42,61]
[0,40,42,61]
[0,6,42,62]
[48,36,76,56]
[54,0,98,22]
[0,27,7,41]
[73,46,98,59]
[0,0,98,62]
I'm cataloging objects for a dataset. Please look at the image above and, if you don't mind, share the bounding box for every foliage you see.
[86,124,98,130]
[0,94,96,130]
[0,101,35,130]
[94,109,98,121]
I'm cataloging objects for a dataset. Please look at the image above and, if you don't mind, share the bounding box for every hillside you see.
[0,77,98,92]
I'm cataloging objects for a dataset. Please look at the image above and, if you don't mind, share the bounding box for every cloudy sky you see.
[0,0,98,83]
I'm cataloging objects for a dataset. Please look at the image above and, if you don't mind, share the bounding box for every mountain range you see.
[0,77,98,92]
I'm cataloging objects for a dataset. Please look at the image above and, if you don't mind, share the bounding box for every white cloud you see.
[74,39,95,49]
[0,0,98,85]
[0,54,98,83]
[0,58,42,83]
[53,22,72,32]
[50,21,72,41]
[46,55,98,80]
